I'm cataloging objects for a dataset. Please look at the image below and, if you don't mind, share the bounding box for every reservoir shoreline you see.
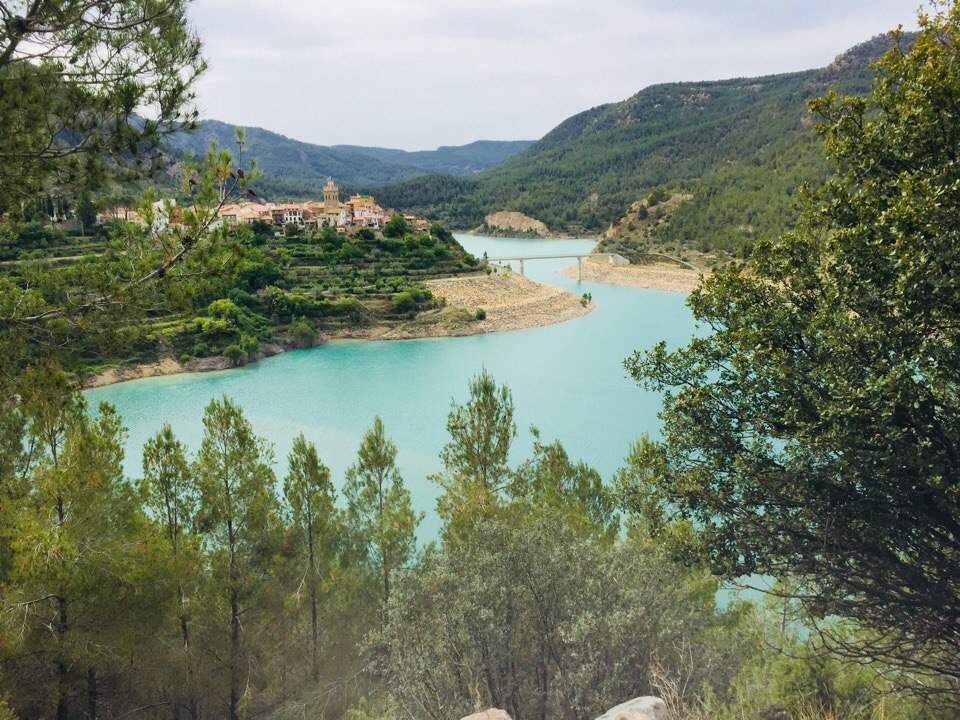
[84,270,593,389]
[84,236,702,390]
[559,257,704,293]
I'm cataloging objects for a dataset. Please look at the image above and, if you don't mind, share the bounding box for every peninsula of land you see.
[84,271,591,388]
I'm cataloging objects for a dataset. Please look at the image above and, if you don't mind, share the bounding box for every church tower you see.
[323,178,340,212]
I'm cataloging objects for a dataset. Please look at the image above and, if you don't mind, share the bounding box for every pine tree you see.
[344,417,420,617]
[141,424,201,718]
[6,365,170,720]
[433,368,516,534]
[284,433,340,680]
[194,397,279,720]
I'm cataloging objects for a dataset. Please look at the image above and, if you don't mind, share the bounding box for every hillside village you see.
[99,178,431,235]
[216,178,432,233]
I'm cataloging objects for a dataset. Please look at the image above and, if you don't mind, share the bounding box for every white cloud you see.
[187,0,921,149]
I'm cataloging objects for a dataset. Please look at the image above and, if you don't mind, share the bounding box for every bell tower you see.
[323,178,340,212]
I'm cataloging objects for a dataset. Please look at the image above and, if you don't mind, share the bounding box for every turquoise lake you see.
[86,235,697,539]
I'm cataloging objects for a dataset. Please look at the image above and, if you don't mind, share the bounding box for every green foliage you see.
[284,434,341,680]
[74,193,98,232]
[0,367,948,720]
[433,368,516,535]
[4,364,171,719]
[288,316,316,348]
[391,291,417,313]
[374,35,896,248]
[512,428,618,536]
[474,307,486,320]
[624,6,960,693]
[140,423,201,714]
[0,135,262,375]
[0,0,205,214]
[382,214,410,239]
[344,417,421,612]
[194,396,280,720]
[1,189,476,376]
[223,344,244,366]
[380,511,750,720]
[248,219,274,242]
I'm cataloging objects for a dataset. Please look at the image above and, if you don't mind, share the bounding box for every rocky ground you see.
[559,257,704,293]
[472,210,552,237]
[409,270,593,337]
[82,343,288,388]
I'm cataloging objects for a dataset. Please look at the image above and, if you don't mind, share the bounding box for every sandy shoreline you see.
[83,272,592,389]
[559,257,704,293]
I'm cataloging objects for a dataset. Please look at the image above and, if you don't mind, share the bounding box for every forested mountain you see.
[334,140,533,176]
[163,121,530,199]
[373,34,904,254]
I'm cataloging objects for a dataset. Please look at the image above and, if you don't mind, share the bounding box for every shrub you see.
[383,213,410,239]
[288,316,316,348]
[380,512,753,720]
[475,308,486,321]
[647,188,669,206]
[207,298,242,322]
[223,344,244,366]
[239,333,259,360]
[392,291,417,313]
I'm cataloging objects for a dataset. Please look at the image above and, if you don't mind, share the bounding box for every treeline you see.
[372,34,897,251]
[0,367,940,720]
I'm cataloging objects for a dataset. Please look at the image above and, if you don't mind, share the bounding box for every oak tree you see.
[625,5,960,696]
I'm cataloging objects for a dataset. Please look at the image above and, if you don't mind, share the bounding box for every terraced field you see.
[0,219,484,374]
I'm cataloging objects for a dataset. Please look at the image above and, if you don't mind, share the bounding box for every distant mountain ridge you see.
[372,33,909,255]
[333,141,533,177]
[162,120,531,198]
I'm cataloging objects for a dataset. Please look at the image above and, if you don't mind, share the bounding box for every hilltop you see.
[333,140,533,177]
[162,120,531,199]
[372,33,906,256]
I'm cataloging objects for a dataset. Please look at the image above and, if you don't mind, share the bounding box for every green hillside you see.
[163,122,531,200]
[163,120,421,195]
[333,140,533,176]
[373,34,901,255]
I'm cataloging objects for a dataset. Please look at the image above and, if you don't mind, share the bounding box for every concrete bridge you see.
[486,253,629,281]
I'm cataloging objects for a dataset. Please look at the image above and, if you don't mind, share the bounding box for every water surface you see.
[87,235,697,539]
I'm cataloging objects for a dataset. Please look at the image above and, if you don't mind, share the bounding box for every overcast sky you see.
[187,0,922,151]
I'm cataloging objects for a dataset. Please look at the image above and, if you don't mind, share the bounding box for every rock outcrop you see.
[596,696,669,720]
[482,210,550,237]
[459,709,511,720]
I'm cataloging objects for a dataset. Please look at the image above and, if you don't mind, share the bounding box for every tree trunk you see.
[225,453,240,720]
[307,510,319,681]
[180,595,198,720]
[56,488,69,720]
[230,588,240,720]
[56,651,69,720]
[86,667,97,720]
